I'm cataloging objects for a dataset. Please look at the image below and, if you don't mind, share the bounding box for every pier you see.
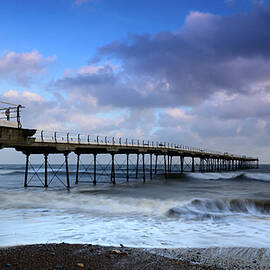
[0,102,259,188]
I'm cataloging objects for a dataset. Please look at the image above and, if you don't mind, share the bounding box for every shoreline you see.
[1,243,269,269]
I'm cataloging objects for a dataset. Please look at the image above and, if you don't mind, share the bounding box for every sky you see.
[1,0,270,163]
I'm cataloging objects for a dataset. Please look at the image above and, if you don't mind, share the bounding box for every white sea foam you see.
[244,172,270,182]
[169,198,270,220]
[0,189,179,217]
[186,172,244,180]
[0,170,19,175]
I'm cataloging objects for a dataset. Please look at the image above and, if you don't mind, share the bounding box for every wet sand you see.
[1,243,269,269]
[0,243,219,270]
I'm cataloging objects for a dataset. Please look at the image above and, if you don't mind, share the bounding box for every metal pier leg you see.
[202,159,205,172]
[192,157,195,173]
[44,153,48,188]
[65,153,70,189]
[136,153,139,179]
[75,154,80,184]
[143,154,145,182]
[111,154,116,184]
[170,156,173,172]
[155,155,158,175]
[180,156,184,173]
[150,154,152,179]
[164,155,167,179]
[93,153,97,185]
[167,155,170,173]
[24,154,29,188]
[126,154,129,182]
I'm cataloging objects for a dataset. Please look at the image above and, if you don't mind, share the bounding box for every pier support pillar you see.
[44,153,48,188]
[192,157,195,173]
[64,153,70,189]
[136,153,139,179]
[143,154,145,182]
[111,154,116,184]
[154,155,158,175]
[164,155,167,179]
[126,154,129,182]
[75,154,80,184]
[24,153,30,188]
[180,156,184,173]
[93,153,97,185]
[257,159,259,169]
[150,154,152,179]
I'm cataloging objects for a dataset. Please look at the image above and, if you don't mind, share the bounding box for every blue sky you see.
[1,0,270,163]
[0,0,255,74]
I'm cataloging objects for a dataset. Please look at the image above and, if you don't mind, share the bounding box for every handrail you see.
[33,129,256,160]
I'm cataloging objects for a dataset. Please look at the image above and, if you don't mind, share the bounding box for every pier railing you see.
[0,101,24,128]
[34,129,252,159]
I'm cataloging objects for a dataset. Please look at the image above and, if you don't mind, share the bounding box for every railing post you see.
[17,105,22,128]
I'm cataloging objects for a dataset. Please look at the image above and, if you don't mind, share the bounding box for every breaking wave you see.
[168,198,270,220]
[186,172,244,181]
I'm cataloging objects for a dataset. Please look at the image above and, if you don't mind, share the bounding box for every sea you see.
[1,163,270,249]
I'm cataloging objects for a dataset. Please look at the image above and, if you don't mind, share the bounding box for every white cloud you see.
[73,0,98,6]
[0,50,56,86]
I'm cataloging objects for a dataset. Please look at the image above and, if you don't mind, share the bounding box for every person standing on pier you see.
[5,108,10,121]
